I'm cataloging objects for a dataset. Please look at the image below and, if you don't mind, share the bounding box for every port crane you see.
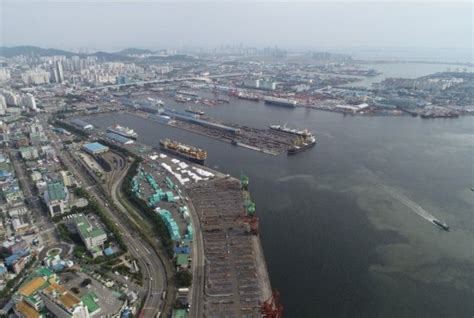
[261,290,284,318]
[240,174,249,190]
[234,198,259,234]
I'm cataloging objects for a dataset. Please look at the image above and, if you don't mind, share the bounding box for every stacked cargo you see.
[157,210,180,241]
[178,206,191,225]
[186,224,194,241]
[165,176,176,190]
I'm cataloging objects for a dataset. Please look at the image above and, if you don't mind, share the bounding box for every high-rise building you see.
[0,68,11,82]
[2,90,20,106]
[50,61,64,83]
[22,93,37,111]
[21,70,50,85]
[0,95,6,115]
[56,61,64,83]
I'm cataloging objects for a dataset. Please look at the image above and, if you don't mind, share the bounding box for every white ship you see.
[106,124,138,139]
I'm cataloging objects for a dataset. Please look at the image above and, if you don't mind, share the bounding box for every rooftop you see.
[47,180,67,201]
[59,291,81,310]
[74,215,106,239]
[18,277,47,297]
[176,254,189,266]
[16,301,41,318]
[83,142,109,154]
[172,308,188,318]
[81,292,100,313]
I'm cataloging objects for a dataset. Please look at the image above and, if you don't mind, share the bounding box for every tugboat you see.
[159,139,207,165]
[432,219,450,231]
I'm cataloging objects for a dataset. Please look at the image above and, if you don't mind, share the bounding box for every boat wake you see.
[379,184,437,223]
[361,167,446,229]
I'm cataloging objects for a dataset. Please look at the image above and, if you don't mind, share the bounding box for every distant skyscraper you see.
[56,61,64,83]
[50,61,64,84]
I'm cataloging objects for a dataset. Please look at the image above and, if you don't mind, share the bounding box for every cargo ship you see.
[106,124,137,139]
[177,90,198,97]
[288,135,316,155]
[159,139,207,165]
[432,219,449,231]
[270,124,312,137]
[264,96,297,108]
[185,107,204,116]
[237,92,260,102]
[175,95,188,103]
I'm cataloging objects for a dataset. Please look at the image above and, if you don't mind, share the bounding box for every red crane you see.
[261,290,284,318]
[235,213,259,235]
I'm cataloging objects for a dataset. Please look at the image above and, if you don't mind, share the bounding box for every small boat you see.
[432,219,449,231]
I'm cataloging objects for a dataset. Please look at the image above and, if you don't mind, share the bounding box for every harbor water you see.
[85,96,474,317]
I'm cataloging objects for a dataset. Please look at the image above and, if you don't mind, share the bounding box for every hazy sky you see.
[1,1,472,51]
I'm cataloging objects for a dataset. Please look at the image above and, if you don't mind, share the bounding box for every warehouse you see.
[70,119,93,130]
[105,132,134,145]
[82,142,109,155]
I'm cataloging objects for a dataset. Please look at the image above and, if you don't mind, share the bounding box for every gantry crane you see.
[261,290,284,318]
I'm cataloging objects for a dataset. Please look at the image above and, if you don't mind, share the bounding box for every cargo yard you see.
[185,177,272,317]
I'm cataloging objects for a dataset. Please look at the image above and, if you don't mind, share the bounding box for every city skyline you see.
[1,2,472,52]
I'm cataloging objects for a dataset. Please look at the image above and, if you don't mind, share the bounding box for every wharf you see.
[185,177,272,317]
[127,110,297,156]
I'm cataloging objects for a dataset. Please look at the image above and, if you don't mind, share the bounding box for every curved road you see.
[50,137,166,318]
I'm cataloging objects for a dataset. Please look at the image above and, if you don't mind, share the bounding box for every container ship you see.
[106,124,137,139]
[264,96,297,108]
[288,135,316,155]
[185,107,204,116]
[159,139,207,165]
[270,124,312,137]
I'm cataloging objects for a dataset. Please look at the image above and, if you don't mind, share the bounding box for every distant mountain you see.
[116,48,155,56]
[0,45,76,58]
[92,51,132,61]
[0,45,131,61]
[147,54,197,62]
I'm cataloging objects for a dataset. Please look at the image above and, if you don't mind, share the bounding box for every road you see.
[45,126,166,318]
[108,157,168,317]
[8,150,57,243]
[181,189,205,317]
